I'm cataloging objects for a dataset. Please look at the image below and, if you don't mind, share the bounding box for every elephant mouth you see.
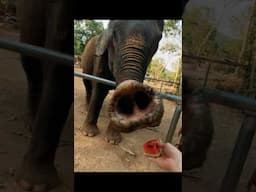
[108,80,164,132]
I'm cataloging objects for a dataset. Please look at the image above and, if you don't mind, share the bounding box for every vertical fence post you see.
[165,104,182,143]
[203,61,212,88]
[160,80,163,93]
[220,114,256,192]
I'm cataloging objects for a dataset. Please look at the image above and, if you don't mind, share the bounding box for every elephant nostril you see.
[116,95,133,115]
[115,90,152,117]
[134,91,151,110]
[109,80,164,130]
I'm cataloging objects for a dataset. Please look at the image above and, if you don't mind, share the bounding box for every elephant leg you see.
[21,55,43,131]
[105,121,122,144]
[83,79,92,109]
[81,83,110,137]
[18,0,44,132]
[16,66,73,191]
[15,1,73,191]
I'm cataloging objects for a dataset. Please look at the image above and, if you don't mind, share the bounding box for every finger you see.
[162,143,181,158]
[158,143,165,148]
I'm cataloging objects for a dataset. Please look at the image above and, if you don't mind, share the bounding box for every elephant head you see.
[97,20,164,132]
[96,20,164,83]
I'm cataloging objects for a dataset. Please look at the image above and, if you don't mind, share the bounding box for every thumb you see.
[161,143,180,158]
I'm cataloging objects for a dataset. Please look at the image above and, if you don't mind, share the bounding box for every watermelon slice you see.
[143,139,162,158]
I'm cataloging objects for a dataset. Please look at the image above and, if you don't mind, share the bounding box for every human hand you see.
[148,142,182,172]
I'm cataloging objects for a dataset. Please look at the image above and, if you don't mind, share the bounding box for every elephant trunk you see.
[116,44,146,84]
[109,45,164,132]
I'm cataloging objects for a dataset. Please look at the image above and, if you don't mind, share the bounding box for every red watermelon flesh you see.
[143,139,162,158]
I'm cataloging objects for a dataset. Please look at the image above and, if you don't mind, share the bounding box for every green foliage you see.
[175,58,182,82]
[160,43,177,53]
[161,20,182,54]
[147,58,165,79]
[147,58,179,81]
[74,20,104,55]
[163,20,181,36]
[183,5,246,60]
[151,20,181,85]
[183,6,218,56]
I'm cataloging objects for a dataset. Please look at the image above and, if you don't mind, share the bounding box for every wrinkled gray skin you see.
[81,20,164,144]
[15,0,73,191]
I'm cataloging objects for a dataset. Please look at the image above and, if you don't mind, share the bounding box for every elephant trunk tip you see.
[108,80,164,132]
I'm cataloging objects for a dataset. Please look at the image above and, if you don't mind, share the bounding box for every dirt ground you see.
[0,26,73,191]
[74,70,181,172]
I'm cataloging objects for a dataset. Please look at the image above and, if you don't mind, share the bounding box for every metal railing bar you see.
[203,88,256,112]
[0,38,73,66]
[159,92,182,101]
[74,71,182,102]
[74,71,116,87]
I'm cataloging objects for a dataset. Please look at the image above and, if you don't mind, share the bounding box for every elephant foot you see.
[81,122,99,137]
[15,158,59,192]
[105,125,122,145]
[15,179,58,192]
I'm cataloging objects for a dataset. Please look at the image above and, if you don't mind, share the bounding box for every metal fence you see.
[0,38,73,66]
[1,38,256,192]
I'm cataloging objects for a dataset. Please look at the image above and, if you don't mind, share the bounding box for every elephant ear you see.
[96,30,111,56]
[156,20,164,32]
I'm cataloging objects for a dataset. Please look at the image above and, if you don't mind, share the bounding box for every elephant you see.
[80,20,165,144]
[14,0,73,191]
[179,77,214,170]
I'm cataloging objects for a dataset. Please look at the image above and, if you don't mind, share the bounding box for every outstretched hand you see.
[148,142,182,172]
